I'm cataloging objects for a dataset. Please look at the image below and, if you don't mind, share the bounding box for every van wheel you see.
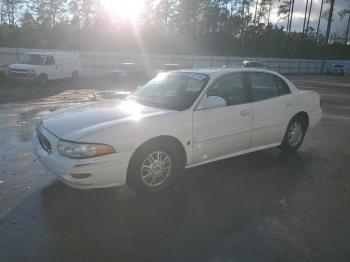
[72,71,79,82]
[38,74,48,87]
[127,143,179,194]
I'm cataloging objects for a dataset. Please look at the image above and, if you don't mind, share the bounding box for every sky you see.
[15,0,350,37]
[269,0,350,36]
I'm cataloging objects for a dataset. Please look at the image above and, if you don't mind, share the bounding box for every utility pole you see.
[287,0,295,37]
[286,0,292,33]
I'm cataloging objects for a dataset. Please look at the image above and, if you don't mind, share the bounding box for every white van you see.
[9,52,82,86]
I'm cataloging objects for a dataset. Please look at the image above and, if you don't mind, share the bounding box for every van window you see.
[44,55,55,65]
[18,54,45,65]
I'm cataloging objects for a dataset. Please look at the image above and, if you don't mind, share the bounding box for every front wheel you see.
[72,71,79,82]
[37,74,48,87]
[127,144,179,194]
[281,117,306,152]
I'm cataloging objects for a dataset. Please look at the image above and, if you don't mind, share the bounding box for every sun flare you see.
[101,0,145,21]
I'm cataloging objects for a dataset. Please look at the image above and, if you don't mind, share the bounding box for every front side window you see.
[206,73,247,106]
[249,72,279,102]
[131,72,209,111]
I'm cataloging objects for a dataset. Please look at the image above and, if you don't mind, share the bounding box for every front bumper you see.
[309,109,322,130]
[33,126,132,189]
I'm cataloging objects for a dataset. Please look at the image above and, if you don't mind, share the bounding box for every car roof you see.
[243,60,264,63]
[26,52,78,56]
[174,67,276,78]
[173,67,298,93]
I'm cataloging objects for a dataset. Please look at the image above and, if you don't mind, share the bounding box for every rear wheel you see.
[127,143,179,194]
[281,117,306,152]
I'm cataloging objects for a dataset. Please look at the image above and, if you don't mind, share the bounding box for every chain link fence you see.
[1,47,349,77]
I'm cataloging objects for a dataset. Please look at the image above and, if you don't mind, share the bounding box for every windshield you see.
[131,72,209,111]
[18,54,46,65]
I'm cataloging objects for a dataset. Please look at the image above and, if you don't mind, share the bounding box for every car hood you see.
[42,99,174,140]
[9,64,39,70]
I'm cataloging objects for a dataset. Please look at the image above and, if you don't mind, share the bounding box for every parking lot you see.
[0,74,349,261]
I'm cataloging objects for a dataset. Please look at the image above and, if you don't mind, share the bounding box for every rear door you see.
[192,73,253,164]
[248,72,296,148]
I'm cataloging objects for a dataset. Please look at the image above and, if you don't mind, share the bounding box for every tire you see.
[127,143,180,194]
[72,71,79,82]
[37,74,48,87]
[281,117,306,152]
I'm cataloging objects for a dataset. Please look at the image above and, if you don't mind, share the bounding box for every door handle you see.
[286,101,292,107]
[240,110,250,117]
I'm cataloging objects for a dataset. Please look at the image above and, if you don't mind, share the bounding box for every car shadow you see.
[0,148,314,261]
[40,149,310,260]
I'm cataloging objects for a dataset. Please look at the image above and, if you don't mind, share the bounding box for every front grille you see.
[37,129,51,153]
[10,69,27,73]
[10,71,34,78]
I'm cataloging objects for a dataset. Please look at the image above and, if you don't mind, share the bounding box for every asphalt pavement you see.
[0,75,349,262]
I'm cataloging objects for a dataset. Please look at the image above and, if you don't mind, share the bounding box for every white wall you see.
[1,46,347,76]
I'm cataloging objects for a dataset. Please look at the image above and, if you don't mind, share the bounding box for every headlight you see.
[57,140,115,158]
[27,69,36,74]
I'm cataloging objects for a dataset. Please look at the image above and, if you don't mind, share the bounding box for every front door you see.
[43,55,59,79]
[192,73,252,164]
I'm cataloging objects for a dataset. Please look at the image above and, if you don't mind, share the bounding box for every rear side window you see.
[248,72,279,102]
[274,76,290,95]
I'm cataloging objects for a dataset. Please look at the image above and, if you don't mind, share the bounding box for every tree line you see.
[0,0,350,59]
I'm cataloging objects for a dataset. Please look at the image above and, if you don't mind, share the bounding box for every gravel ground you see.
[0,74,349,262]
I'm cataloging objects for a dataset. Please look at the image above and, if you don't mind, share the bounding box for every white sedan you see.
[33,68,322,193]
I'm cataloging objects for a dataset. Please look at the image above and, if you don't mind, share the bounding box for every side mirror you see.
[197,96,227,110]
